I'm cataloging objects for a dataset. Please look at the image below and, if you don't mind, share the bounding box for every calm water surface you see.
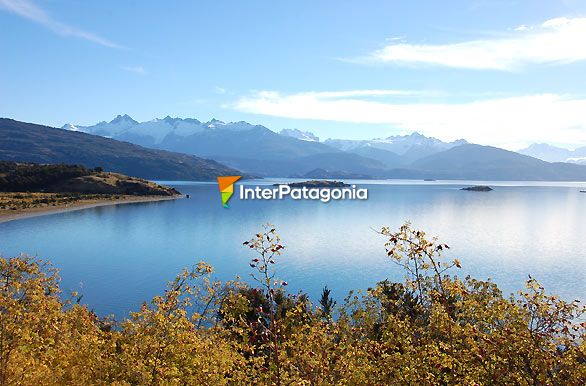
[0,179,585,319]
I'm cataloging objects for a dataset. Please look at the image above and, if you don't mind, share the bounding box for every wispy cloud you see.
[357,17,586,70]
[288,89,432,98]
[121,65,146,75]
[231,90,586,149]
[214,86,226,95]
[0,0,121,48]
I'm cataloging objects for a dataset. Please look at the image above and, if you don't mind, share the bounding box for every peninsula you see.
[0,161,181,222]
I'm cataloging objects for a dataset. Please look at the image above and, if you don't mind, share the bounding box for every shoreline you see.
[0,195,182,224]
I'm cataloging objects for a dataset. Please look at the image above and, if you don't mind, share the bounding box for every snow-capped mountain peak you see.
[280,128,320,142]
[61,123,85,132]
[62,115,271,146]
[62,115,470,165]
[325,132,468,159]
[519,143,586,163]
[206,118,226,128]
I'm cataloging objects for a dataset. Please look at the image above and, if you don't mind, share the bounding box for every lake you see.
[0,179,585,319]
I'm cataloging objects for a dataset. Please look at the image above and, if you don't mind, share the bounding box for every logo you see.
[217,176,368,207]
[240,184,368,203]
[217,176,241,208]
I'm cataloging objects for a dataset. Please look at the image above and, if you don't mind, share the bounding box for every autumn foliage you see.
[1,223,585,385]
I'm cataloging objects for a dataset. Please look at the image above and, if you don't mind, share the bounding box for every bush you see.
[0,223,584,385]
[0,161,94,192]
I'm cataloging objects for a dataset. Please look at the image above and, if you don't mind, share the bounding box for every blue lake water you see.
[0,179,585,319]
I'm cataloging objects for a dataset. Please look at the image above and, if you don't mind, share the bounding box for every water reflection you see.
[0,180,584,319]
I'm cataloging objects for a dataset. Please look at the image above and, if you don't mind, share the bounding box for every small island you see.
[461,185,493,192]
[273,180,350,188]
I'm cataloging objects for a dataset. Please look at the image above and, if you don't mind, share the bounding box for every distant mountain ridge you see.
[280,128,319,142]
[63,115,383,176]
[412,144,586,180]
[59,115,586,181]
[518,143,586,165]
[63,115,280,147]
[0,118,244,181]
[62,115,471,176]
[325,132,467,155]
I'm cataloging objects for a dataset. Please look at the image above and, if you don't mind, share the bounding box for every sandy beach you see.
[0,195,182,224]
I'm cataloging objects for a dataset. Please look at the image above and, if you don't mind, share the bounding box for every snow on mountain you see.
[62,114,138,138]
[61,123,85,132]
[517,143,572,162]
[518,143,586,163]
[280,129,319,142]
[325,132,467,156]
[212,120,262,132]
[566,157,586,165]
[206,118,225,129]
[62,115,466,165]
[62,115,266,145]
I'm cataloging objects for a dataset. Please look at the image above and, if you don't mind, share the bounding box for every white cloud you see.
[361,17,586,70]
[121,65,146,75]
[232,90,586,149]
[214,86,226,95]
[0,0,121,48]
[514,24,530,32]
[291,89,430,98]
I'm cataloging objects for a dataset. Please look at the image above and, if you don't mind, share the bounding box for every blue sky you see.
[1,0,586,149]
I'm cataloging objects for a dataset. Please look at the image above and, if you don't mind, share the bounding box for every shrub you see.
[0,223,584,385]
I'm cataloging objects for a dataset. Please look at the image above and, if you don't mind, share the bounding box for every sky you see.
[1,0,586,150]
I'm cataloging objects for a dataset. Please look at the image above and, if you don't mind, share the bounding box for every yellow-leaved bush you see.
[1,222,585,385]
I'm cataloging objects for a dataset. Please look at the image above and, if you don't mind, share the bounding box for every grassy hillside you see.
[0,118,244,181]
[0,161,179,196]
[411,144,586,180]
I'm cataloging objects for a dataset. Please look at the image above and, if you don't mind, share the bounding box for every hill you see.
[325,132,467,162]
[213,152,386,177]
[56,115,586,181]
[411,144,586,180]
[348,146,404,168]
[0,119,243,181]
[0,161,179,196]
[64,116,339,161]
[162,124,337,161]
[518,143,586,164]
[63,115,454,177]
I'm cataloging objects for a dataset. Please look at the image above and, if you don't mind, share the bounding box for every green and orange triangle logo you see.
[217,176,241,208]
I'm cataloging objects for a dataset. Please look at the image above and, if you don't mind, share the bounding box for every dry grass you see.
[0,192,123,216]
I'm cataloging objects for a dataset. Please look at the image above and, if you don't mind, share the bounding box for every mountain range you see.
[59,115,586,181]
[0,118,242,181]
[324,133,469,167]
[1,116,584,182]
[518,143,586,165]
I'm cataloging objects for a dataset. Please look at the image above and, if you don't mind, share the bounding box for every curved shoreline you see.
[0,195,182,224]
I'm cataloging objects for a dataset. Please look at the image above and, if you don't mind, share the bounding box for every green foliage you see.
[1,222,585,385]
[0,161,94,192]
[319,286,336,320]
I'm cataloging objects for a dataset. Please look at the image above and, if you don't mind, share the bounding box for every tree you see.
[319,286,336,320]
